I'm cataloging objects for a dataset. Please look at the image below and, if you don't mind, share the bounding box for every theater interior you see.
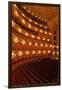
[9,3,60,87]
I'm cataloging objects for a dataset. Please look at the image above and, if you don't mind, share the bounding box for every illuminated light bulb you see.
[45,19,47,22]
[42,18,44,21]
[14,10,18,16]
[24,7,26,9]
[31,35,35,38]
[53,52,55,55]
[18,51,23,56]
[29,42,32,46]
[32,50,36,54]
[47,39,50,41]
[35,42,38,46]
[18,28,22,33]
[37,36,40,40]
[28,10,30,13]
[22,40,26,45]
[56,45,59,49]
[43,38,45,41]
[35,22,37,25]
[45,31,47,34]
[12,51,16,59]
[40,30,42,33]
[35,15,37,17]
[12,20,14,27]
[22,13,25,17]
[53,45,55,48]
[14,37,19,43]
[28,24,31,28]
[50,44,52,47]
[40,24,42,27]
[45,44,48,47]
[40,43,43,47]
[55,58,59,60]
[44,26,47,29]
[48,50,51,53]
[35,27,37,31]
[57,51,59,55]
[22,19,25,24]
[39,17,41,19]
[49,32,51,35]
[25,50,29,55]
[25,32,29,36]
[32,13,34,15]
[29,19,32,22]
[38,50,41,54]
[43,50,46,54]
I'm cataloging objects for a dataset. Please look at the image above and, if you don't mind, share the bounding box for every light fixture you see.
[45,31,47,34]
[29,19,32,22]
[23,7,26,9]
[28,24,31,28]
[47,39,50,41]
[22,40,26,45]
[53,51,55,55]
[12,20,15,27]
[14,10,18,17]
[40,30,42,33]
[35,27,37,31]
[38,17,41,19]
[48,50,51,53]
[37,36,40,40]
[43,38,45,41]
[35,42,38,46]
[45,19,47,22]
[40,24,42,27]
[43,50,46,54]
[25,32,29,36]
[53,45,55,48]
[31,35,35,38]
[50,44,52,47]
[42,18,44,21]
[56,45,59,49]
[29,42,32,46]
[22,19,25,24]
[28,10,30,13]
[38,50,41,54]
[22,13,25,17]
[12,51,16,59]
[57,51,59,55]
[13,37,19,43]
[44,26,47,29]
[35,22,37,25]
[18,51,23,56]
[32,50,36,54]
[13,4,17,7]
[25,50,29,55]
[45,44,48,47]
[40,43,43,47]
[49,32,51,35]
[35,15,37,17]
[18,28,22,33]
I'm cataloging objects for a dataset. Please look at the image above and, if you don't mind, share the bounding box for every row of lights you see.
[13,37,52,48]
[12,50,59,59]
[13,36,59,50]
[13,4,44,29]
[12,21,51,41]
[13,4,49,33]
[12,19,51,37]
[12,50,51,59]
[23,6,47,23]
